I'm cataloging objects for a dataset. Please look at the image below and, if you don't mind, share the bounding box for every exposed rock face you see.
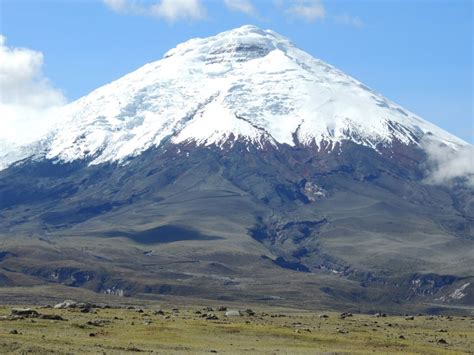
[0,140,471,310]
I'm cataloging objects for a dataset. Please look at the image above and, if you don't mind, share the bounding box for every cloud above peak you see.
[224,0,258,17]
[151,0,206,22]
[287,0,326,22]
[103,0,206,22]
[102,0,363,27]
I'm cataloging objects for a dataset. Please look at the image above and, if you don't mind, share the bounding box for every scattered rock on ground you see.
[126,345,142,352]
[205,313,219,320]
[225,310,241,317]
[10,309,39,318]
[38,314,66,321]
[86,319,111,327]
[244,309,256,316]
[54,300,77,309]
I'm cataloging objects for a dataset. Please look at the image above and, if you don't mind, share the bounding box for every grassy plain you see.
[0,304,472,354]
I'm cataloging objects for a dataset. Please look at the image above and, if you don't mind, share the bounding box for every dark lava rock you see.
[340,312,353,319]
[80,306,92,313]
[10,309,39,318]
[437,338,448,345]
[86,319,111,327]
[244,309,256,316]
[205,313,219,320]
[126,346,142,352]
[38,314,67,321]
[38,314,66,321]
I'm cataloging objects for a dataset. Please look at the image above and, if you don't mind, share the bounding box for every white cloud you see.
[422,138,474,187]
[103,0,363,27]
[0,35,65,147]
[334,14,364,28]
[151,0,206,22]
[224,0,257,17]
[103,0,206,22]
[103,0,129,12]
[287,0,326,22]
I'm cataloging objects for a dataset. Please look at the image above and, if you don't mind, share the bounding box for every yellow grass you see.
[0,306,472,354]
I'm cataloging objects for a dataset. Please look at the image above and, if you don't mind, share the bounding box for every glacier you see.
[0,25,467,170]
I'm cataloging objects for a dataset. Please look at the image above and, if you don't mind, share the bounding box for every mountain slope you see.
[0,26,472,312]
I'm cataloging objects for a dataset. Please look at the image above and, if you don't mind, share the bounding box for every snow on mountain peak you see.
[163,25,293,64]
[0,25,467,169]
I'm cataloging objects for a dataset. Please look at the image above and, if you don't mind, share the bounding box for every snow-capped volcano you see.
[0,25,466,169]
[1,26,473,310]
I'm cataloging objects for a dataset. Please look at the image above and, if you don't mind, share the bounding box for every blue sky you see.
[0,0,472,142]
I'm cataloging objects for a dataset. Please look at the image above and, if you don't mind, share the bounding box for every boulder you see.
[225,310,241,317]
[205,313,218,320]
[10,308,39,318]
[38,314,66,321]
[244,309,256,316]
[54,300,77,309]
[340,312,353,319]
